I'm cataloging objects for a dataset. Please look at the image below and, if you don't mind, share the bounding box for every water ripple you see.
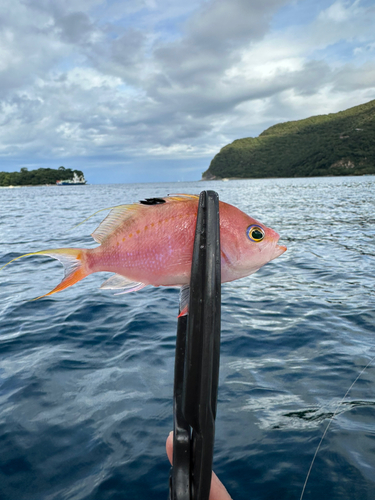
[1,177,375,499]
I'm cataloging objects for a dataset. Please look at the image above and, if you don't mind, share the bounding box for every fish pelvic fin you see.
[178,284,190,317]
[1,248,89,300]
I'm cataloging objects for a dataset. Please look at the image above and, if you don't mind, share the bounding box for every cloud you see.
[318,0,360,23]
[333,61,375,90]
[0,0,375,182]
[54,11,95,44]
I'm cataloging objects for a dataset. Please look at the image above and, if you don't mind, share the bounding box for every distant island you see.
[0,166,85,187]
[203,99,375,179]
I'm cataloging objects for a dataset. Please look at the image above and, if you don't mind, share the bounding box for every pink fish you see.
[1,195,286,307]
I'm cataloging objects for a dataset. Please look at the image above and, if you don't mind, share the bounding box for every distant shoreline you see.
[202,173,375,181]
[0,167,86,188]
[0,184,87,188]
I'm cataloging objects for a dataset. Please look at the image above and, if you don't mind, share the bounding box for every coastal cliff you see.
[203,99,375,179]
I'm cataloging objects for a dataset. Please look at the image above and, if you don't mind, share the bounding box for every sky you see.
[0,0,375,184]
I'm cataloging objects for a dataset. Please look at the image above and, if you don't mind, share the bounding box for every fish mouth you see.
[275,244,287,257]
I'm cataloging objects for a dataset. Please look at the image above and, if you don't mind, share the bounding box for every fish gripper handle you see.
[169,190,221,500]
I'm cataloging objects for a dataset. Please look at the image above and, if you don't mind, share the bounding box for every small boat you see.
[56,173,86,186]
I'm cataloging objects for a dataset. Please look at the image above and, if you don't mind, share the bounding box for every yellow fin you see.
[0,250,47,272]
[91,204,140,244]
[1,248,88,300]
[165,194,199,202]
[71,194,199,245]
[33,248,88,299]
[73,196,198,233]
[71,205,126,232]
[91,195,199,244]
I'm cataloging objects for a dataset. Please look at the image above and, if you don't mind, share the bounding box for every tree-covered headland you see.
[203,99,375,179]
[0,167,84,186]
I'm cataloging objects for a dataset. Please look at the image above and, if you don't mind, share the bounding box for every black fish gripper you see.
[169,190,221,500]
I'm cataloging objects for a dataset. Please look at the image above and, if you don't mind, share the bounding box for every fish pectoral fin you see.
[100,274,146,294]
[178,284,190,317]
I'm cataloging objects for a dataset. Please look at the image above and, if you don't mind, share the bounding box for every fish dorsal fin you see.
[166,194,199,202]
[71,205,122,232]
[92,194,199,244]
[91,204,140,244]
[139,194,199,205]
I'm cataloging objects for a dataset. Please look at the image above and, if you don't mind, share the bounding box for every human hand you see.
[166,432,233,500]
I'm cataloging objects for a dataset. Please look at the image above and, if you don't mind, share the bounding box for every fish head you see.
[221,203,286,281]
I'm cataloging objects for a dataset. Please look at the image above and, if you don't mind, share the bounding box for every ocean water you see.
[0,176,374,500]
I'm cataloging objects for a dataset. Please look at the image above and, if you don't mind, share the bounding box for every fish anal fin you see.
[100,274,146,294]
[114,282,146,295]
[100,273,135,289]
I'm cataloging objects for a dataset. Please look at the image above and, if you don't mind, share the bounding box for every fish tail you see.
[1,248,90,299]
[34,248,89,299]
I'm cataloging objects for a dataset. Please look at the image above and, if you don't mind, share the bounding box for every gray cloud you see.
[54,11,95,44]
[152,0,289,87]
[187,0,286,47]
[333,62,375,91]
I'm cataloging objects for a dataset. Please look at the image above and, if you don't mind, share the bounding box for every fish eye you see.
[247,225,265,242]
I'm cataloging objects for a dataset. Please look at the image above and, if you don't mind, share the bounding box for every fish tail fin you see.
[0,252,40,272]
[1,248,89,299]
[34,248,89,299]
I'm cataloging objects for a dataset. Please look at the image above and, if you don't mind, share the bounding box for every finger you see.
[166,432,232,500]
[210,471,233,500]
[166,431,173,464]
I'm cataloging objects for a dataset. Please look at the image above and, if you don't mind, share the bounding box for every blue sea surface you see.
[0,176,375,500]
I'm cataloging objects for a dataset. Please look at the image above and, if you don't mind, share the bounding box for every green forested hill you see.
[0,166,84,186]
[203,100,375,179]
